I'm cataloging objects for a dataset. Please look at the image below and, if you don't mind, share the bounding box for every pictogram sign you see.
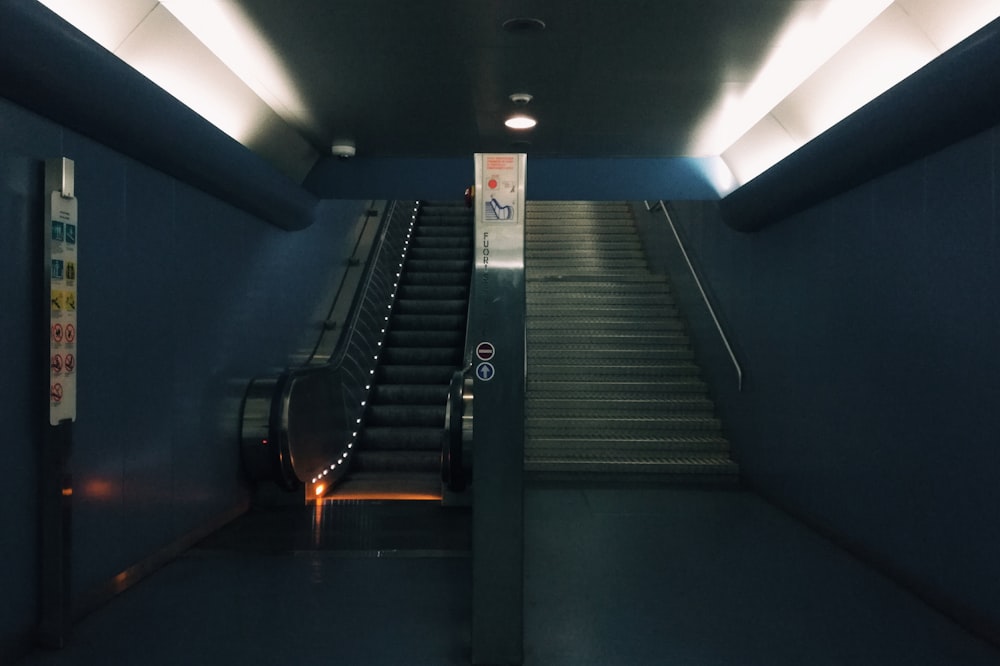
[476,341,496,361]
[476,362,495,381]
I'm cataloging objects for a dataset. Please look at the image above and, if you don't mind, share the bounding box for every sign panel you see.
[476,341,496,361]
[46,163,78,425]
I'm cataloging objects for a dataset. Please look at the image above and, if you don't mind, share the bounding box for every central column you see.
[470,153,526,665]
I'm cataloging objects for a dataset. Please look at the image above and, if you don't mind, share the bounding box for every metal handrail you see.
[645,200,743,391]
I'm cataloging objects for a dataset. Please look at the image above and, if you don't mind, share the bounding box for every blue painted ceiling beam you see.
[721,17,1000,232]
[0,0,318,231]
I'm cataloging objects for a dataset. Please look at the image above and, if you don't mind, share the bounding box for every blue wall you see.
[305,156,726,200]
[0,96,366,656]
[656,123,1000,640]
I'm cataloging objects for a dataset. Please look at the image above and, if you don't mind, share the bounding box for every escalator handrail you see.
[276,201,420,488]
[443,199,478,491]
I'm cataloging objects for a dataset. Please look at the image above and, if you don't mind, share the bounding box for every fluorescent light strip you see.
[36,0,317,180]
[696,0,999,193]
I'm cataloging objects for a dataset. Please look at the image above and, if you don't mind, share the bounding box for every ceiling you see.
[33,0,1000,188]
[230,0,797,159]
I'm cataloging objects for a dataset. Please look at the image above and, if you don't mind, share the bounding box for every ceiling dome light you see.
[502,17,547,33]
[505,115,537,130]
[331,139,356,158]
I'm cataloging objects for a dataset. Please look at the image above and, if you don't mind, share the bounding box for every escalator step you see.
[397,285,468,300]
[366,404,445,427]
[382,346,463,365]
[406,259,471,272]
[402,272,470,286]
[389,313,465,330]
[409,247,472,260]
[361,427,445,450]
[395,299,468,315]
[377,364,456,384]
[411,236,472,249]
[353,450,441,472]
[370,384,449,404]
[386,330,464,347]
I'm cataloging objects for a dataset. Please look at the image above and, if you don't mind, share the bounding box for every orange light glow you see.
[61,487,73,497]
[83,478,114,499]
[321,490,443,502]
[315,484,325,496]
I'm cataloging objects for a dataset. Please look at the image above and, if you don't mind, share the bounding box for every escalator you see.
[524,201,739,483]
[242,198,733,499]
[330,201,473,499]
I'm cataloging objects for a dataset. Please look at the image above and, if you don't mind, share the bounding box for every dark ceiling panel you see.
[235,0,805,158]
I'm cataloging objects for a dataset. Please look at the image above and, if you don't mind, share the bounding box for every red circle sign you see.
[65,324,76,343]
[488,178,498,189]
[52,323,63,343]
[476,341,495,361]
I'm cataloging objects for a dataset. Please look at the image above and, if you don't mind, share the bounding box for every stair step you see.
[526,397,715,414]
[527,317,685,331]
[529,362,699,377]
[527,415,723,434]
[527,378,708,394]
[524,455,739,477]
[528,332,690,346]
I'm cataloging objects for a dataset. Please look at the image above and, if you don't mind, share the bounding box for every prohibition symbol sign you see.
[51,323,63,343]
[476,341,495,361]
[65,324,76,343]
[64,354,76,373]
[51,354,63,374]
[51,383,63,403]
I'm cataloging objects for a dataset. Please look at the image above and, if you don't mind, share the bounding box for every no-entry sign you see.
[476,341,495,361]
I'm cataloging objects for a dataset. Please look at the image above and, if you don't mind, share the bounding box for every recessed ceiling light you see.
[505,115,537,130]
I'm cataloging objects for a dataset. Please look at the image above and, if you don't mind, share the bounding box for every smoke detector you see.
[510,93,533,105]
[331,140,356,158]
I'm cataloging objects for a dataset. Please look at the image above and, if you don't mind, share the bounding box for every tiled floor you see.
[17,486,1000,665]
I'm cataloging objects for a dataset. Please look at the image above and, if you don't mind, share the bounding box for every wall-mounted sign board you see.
[45,158,78,426]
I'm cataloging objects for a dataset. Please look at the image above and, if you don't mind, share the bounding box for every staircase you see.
[524,201,738,483]
[335,201,472,499]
